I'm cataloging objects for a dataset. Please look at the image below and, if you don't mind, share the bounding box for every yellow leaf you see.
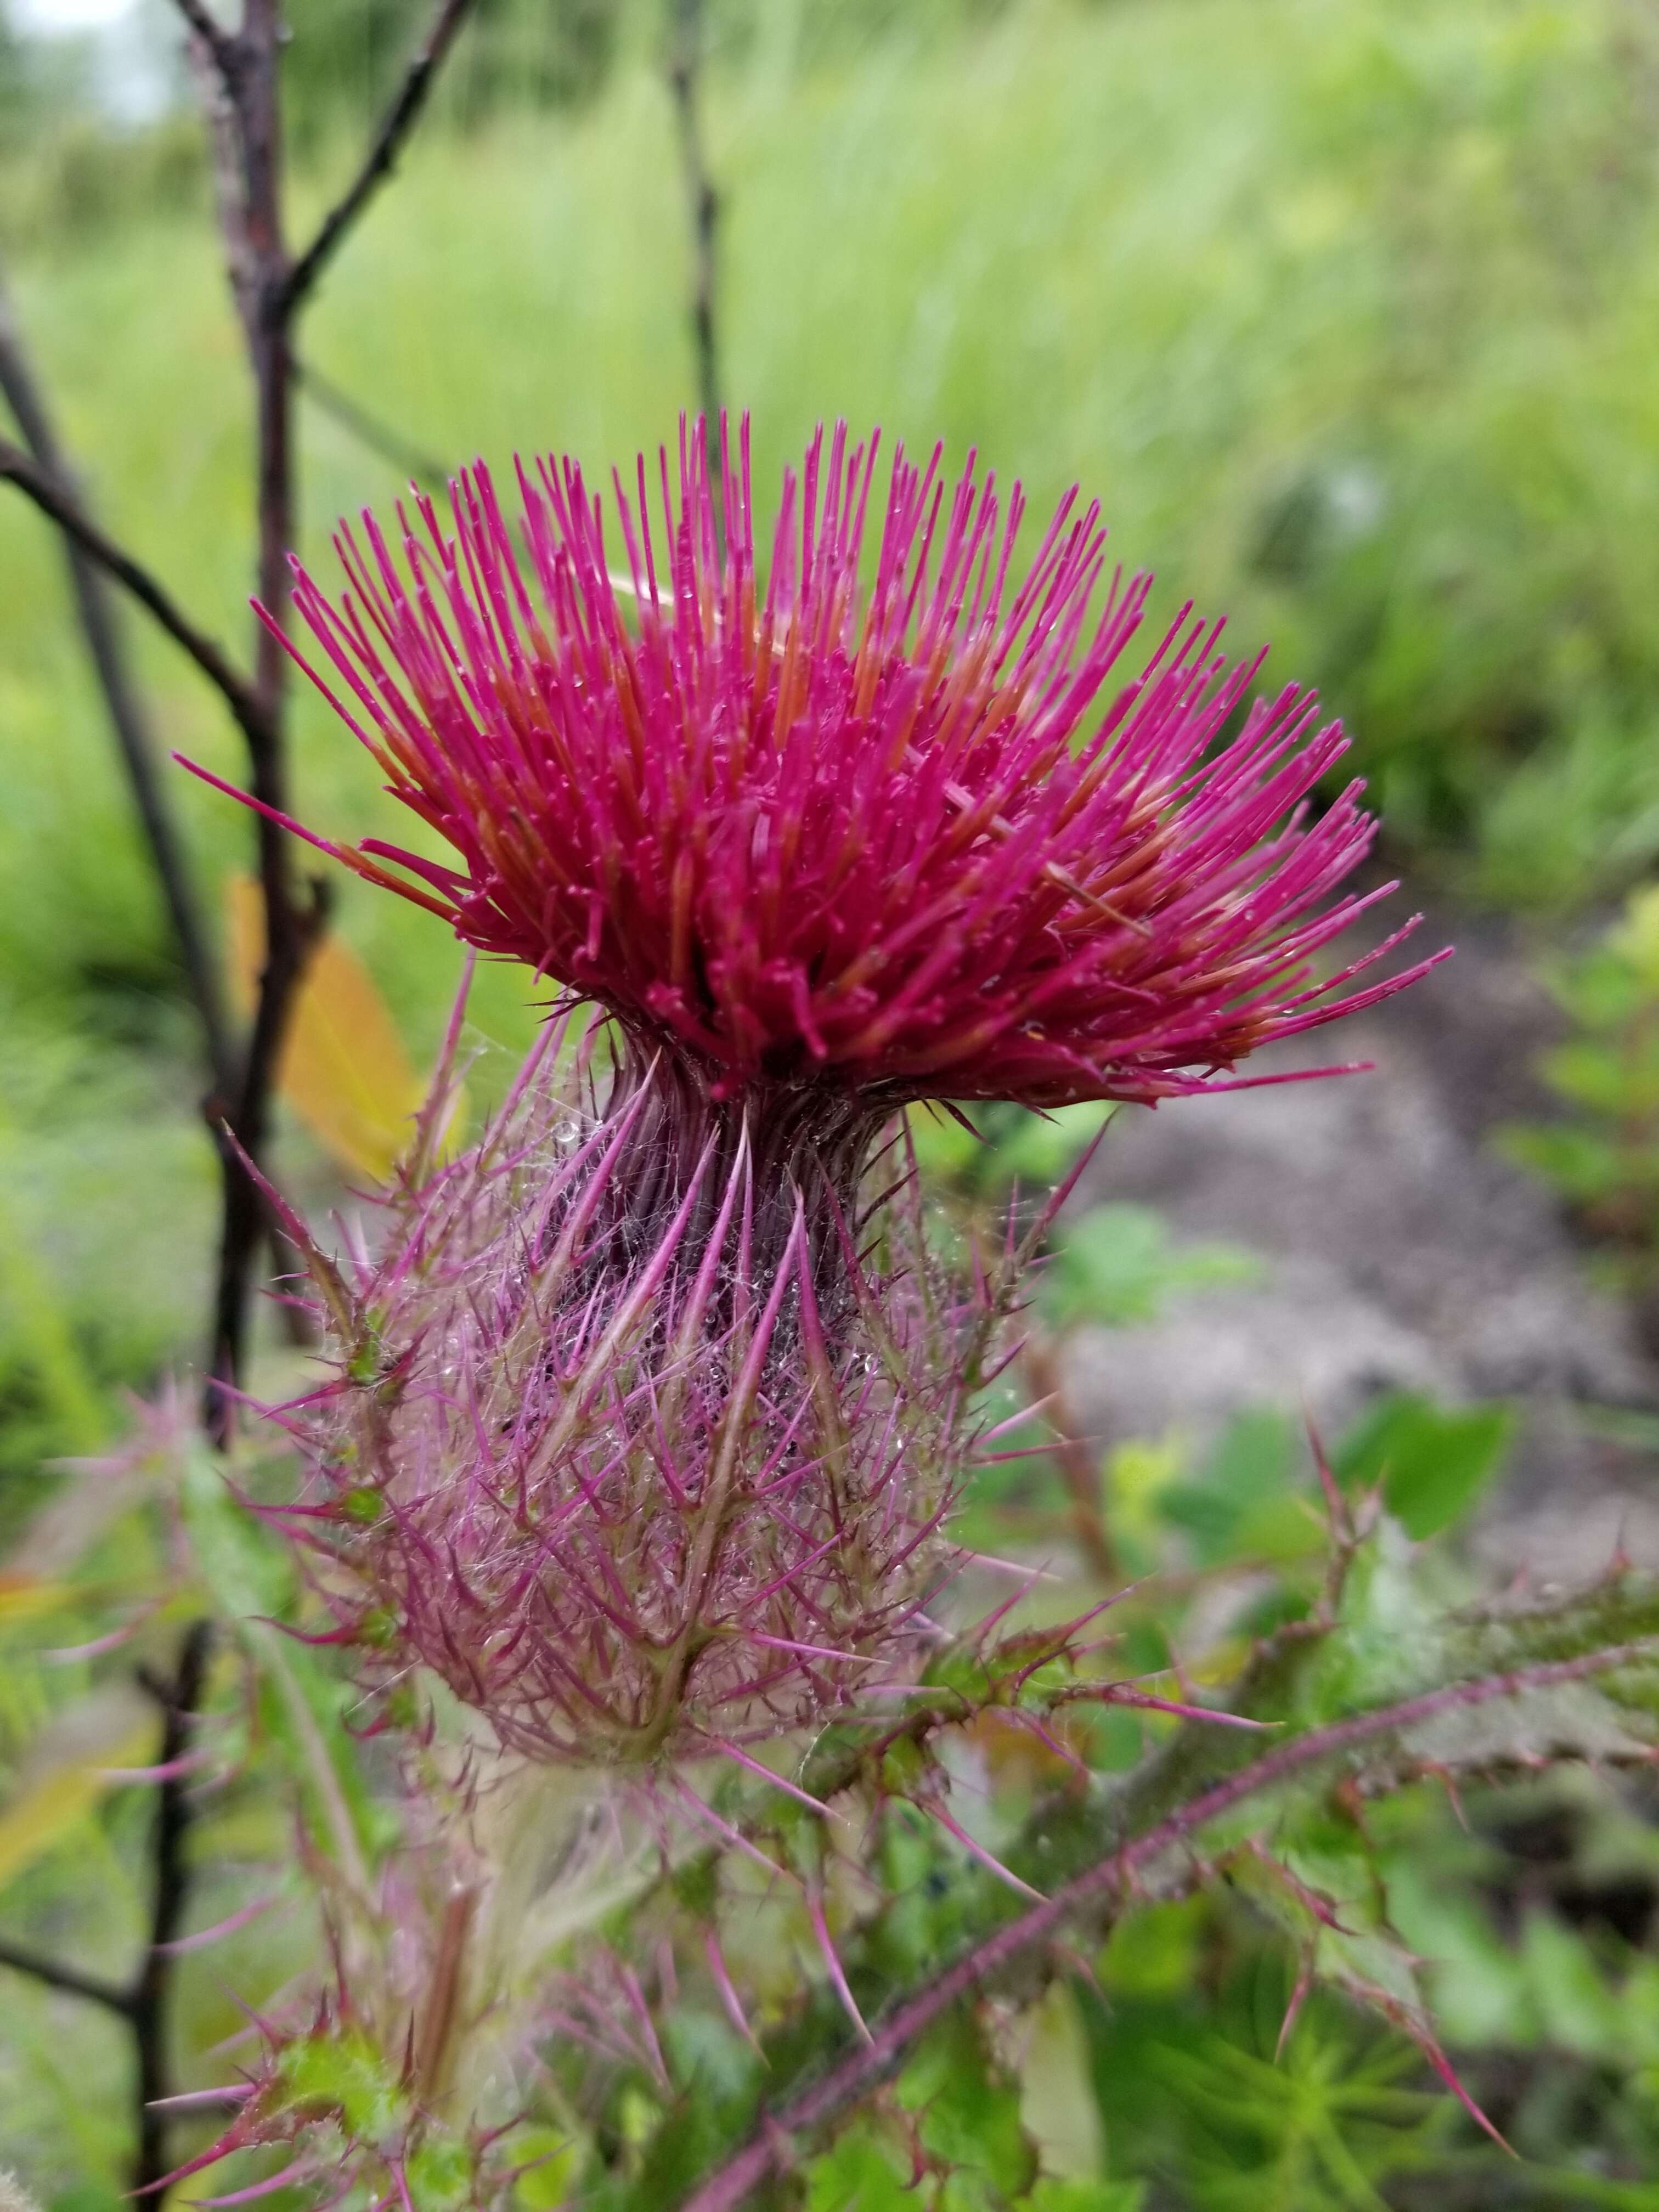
[226,875,443,1184]
[0,1684,156,1894]
[0,1575,73,1628]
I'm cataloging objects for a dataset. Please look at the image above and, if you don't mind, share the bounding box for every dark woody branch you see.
[0,1940,134,2019]
[167,0,240,80]
[280,0,482,318]
[131,1622,214,2197]
[0,437,270,754]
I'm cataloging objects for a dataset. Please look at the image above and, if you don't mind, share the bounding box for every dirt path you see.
[1065,898,1659,1579]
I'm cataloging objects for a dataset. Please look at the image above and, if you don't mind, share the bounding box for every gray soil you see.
[1063,897,1659,1581]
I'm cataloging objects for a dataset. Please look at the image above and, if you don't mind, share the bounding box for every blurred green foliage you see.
[1334,1392,1514,1542]
[1502,885,1659,1331]
[281,0,625,143]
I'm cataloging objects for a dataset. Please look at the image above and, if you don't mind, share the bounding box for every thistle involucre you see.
[278,1028,973,1763]
[205,416,1439,1763]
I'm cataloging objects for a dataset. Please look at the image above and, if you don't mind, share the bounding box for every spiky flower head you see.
[268,1017,978,1765]
[219,416,1438,1124]
[196,417,1442,1771]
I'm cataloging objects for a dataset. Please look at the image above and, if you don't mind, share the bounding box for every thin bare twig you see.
[199,0,479,1435]
[0,437,269,753]
[674,1638,1659,2212]
[193,0,313,1444]
[167,0,239,80]
[668,0,723,499]
[0,1626,215,2193]
[131,1621,213,2197]
[281,0,481,318]
[0,276,235,1093]
[0,1940,133,2019]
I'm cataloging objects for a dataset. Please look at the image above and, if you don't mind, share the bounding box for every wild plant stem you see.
[674,1637,1659,2211]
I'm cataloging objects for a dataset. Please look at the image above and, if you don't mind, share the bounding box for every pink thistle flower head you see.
[224,415,1441,1118]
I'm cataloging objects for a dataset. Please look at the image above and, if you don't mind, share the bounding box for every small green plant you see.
[1500,884,1659,1314]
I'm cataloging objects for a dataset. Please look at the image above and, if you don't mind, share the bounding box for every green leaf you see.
[1385,1858,1536,2050]
[1018,1984,1104,2182]
[1097,1896,1209,2000]
[1496,1122,1629,1204]
[804,2124,913,2212]
[1334,1394,1513,1539]
[510,2126,585,2210]
[1018,2183,1146,2212]
[1517,1911,1625,2064]
[275,2024,406,2139]
[899,2012,1037,2198]
[1043,1206,1255,1330]
[1158,1409,1299,1566]
[910,1103,1118,1197]
[993,1105,1118,1189]
[1609,883,1659,991]
[1542,1039,1659,1119]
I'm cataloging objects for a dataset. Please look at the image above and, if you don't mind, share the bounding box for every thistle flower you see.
[194,417,1442,1769]
[199,416,1440,1120]
[267,1014,977,1765]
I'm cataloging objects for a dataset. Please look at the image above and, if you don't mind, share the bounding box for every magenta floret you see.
[207,415,1440,1110]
